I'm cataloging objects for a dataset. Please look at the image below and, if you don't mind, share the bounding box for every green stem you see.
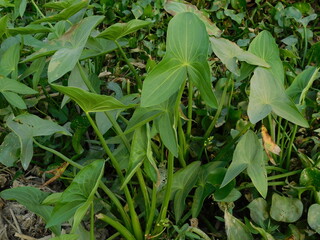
[154,152,174,234]
[237,181,286,191]
[286,125,298,170]
[114,40,142,90]
[30,0,55,30]
[267,169,302,181]
[90,203,95,240]
[145,184,157,237]
[97,214,137,240]
[302,26,308,67]
[33,139,132,230]
[85,112,143,240]
[136,169,150,218]
[188,227,211,240]
[187,81,193,140]
[106,233,120,240]
[178,117,187,168]
[203,75,231,141]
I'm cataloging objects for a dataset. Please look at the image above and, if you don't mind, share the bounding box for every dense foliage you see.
[0,0,319,239]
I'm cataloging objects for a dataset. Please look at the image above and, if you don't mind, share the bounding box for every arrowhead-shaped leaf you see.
[248,30,284,84]
[221,130,268,198]
[210,37,270,76]
[248,67,309,127]
[52,85,136,113]
[97,19,151,41]
[6,114,71,169]
[141,12,217,108]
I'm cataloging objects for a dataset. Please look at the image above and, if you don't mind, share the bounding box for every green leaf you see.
[50,235,79,240]
[221,130,268,198]
[43,0,75,10]
[97,19,151,41]
[0,15,8,38]
[307,204,320,234]
[2,91,27,109]
[0,77,38,94]
[270,193,303,223]
[33,0,89,23]
[0,132,20,167]
[250,222,275,240]
[81,38,127,60]
[47,160,105,228]
[248,67,309,127]
[286,66,319,103]
[299,167,320,191]
[52,85,135,113]
[208,168,236,201]
[247,198,269,227]
[122,126,148,189]
[171,161,201,222]
[0,187,60,235]
[224,210,253,240]
[48,16,104,83]
[0,43,20,77]
[141,12,217,108]
[6,113,71,169]
[248,30,284,84]
[164,0,222,37]
[8,24,52,35]
[210,37,269,76]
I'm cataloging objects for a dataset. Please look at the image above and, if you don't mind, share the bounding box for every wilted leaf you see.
[261,125,280,165]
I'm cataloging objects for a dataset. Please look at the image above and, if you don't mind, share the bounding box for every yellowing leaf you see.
[261,125,281,165]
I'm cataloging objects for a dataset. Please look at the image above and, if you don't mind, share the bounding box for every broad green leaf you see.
[50,235,79,240]
[248,31,284,84]
[1,91,26,109]
[221,130,268,198]
[250,223,275,240]
[299,167,320,191]
[48,16,104,83]
[33,0,89,23]
[0,15,8,38]
[270,193,303,223]
[171,161,201,222]
[0,187,60,235]
[247,198,269,226]
[248,67,309,127]
[0,0,14,7]
[121,126,148,189]
[164,0,221,37]
[0,77,37,94]
[6,113,71,169]
[97,19,151,41]
[154,99,178,156]
[307,204,320,234]
[0,132,20,167]
[8,24,52,35]
[42,192,63,205]
[47,160,105,228]
[0,43,20,77]
[286,66,319,103]
[224,210,253,240]
[44,0,76,10]
[210,37,269,76]
[81,38,127,60]
[141,12,218,108]
[52,85,135,113]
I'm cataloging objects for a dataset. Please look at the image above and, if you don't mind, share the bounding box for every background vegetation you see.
[0,0,319,239]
